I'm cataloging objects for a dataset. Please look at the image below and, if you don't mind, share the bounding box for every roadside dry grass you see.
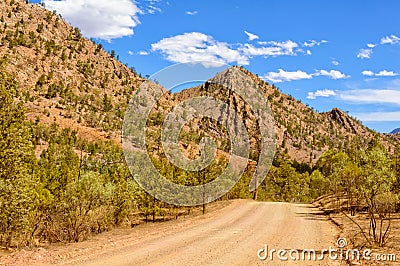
[0,200,233,266]
[316,194,400,265]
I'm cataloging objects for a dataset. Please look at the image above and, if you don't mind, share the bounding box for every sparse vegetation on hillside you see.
[0,0,399,254]
[0,0,144,141]
[0,73,209,247]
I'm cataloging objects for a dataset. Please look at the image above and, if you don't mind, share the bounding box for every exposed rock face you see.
[323,108,359,134]
[1,0,398,163]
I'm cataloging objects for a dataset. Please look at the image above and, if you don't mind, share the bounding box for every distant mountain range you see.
[391,128,400,134]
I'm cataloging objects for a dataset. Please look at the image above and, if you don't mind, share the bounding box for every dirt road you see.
[56,200,340,266]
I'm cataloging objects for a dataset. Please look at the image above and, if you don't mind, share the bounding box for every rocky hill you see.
[0,0,397,164]
[0,0,144,142]
[173,68,398,163]
[390,129,400,143]
[391,128,400,134]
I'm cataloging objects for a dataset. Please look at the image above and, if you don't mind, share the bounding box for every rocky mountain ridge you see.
[0,0,397,164]
[391,128,400,134]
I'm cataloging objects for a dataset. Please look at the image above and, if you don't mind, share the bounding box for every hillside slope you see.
[175,67,396,163]
[0,0,144,142]
[0,0,397,164]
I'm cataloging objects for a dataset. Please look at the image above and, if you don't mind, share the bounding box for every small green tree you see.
[360,146,395,209]
[360,146,396,246]
[39,142,80,196]
[309,170,328,199]
[266,162,308,202]
[57,171,111,242]
[339,162,362,215]
[0,72,37,247]
[111,179,141,225]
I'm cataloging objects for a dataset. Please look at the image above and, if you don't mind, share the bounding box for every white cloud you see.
[357,34,400,59]
[338,89,400,105]
[128,50,149,56]
[139,50,150,56]
[263,68,350,83]
[151,32,249,67]
[376,70,398,77]
[151,33,308,66]
[357,48,373,59]
[308,88,400,106]
[362,70,374,76]
[186,11,198,15]
[43,0,141,40]
[241,40,299,57]
[315,70,350,79]
[306,88,400,106]
[147,5,161,14]
[263,69,313,83]
[362,70,398,77]
[303,40,328,47]
[303,40,316,47]
[332,60,339,66]
[353,111,400,122]
[151,32,330,67]
[140,0,162,15]
[244,31,259,41]
[380,34,400,45]
[307,89,336,99]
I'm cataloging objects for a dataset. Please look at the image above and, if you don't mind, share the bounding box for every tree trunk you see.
[253,179,258,201]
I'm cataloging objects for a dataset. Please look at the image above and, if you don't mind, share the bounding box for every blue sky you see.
[30,0,400,133]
